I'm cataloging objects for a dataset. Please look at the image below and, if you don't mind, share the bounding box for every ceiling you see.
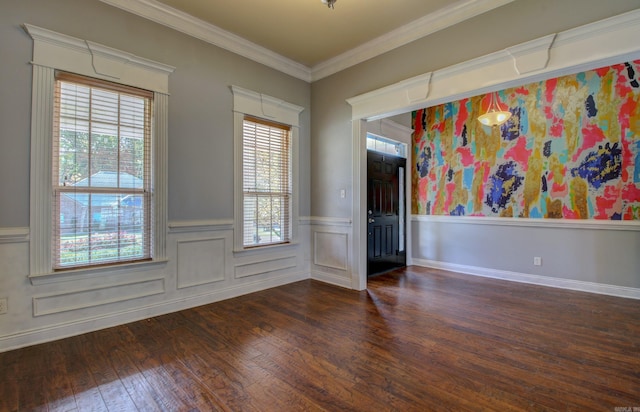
[100,0,515,81]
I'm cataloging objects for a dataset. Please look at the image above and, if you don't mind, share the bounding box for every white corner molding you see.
[413,258,640,300]
[23,24,175,94]
[99,0,514,83]
[506,33,556,75]
[412,215,640,231]
[347,9,640,120]
[310,0,516,81]
[98,0,312,82]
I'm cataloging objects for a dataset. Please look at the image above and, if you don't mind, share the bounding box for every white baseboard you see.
[412,258,640,300]
[0,271,309,352]
[311,270,352,289]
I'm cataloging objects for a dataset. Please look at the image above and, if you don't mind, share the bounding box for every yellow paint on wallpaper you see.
[556,76,586,155]
[471,164,486,213]
[500,205,513,218]
[474,122,501,164]
[411,145,420,215]
[452,170,468,209]
[432,171,447,215]
[546,198,562,218]
[548,154,565,187]
[523,148,543,217]
[596,71,621,144]
[570,176,589,219]
[525,89,546,140]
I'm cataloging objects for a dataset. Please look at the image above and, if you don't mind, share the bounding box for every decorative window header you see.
[23,24,174,93]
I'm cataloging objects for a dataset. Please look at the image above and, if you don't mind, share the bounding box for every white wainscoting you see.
[0,220,310,352]
[32,278,165,316]
[234,255,298,279]
[307,217,353,288]
[177,237,227,289]
[314,231,349,271]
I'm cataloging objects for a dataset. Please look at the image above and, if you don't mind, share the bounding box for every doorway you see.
[366,147,406,277]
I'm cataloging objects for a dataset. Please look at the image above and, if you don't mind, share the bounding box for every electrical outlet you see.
[0,298,7,315]
[533,257,542,266]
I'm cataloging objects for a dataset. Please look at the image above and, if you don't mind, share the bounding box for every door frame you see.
[365,125,411,277]
[347,13,640,290]
[350,119,413,290]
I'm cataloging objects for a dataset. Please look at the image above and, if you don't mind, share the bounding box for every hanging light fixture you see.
[478,91,511,127]
[321,0,337,9]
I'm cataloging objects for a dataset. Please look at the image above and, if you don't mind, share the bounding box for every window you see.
[53,72,153,269]
[231,86,303,251]
[242,116,291,247]
[366,133,406,158]
[25,24,173,279]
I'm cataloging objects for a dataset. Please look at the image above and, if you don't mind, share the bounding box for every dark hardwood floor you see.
[1,266,639,411]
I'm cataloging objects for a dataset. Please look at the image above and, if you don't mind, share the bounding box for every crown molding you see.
[347,8,640,120]
[310,0,515,81]
[99,0,514,83]
[99,0,312,82]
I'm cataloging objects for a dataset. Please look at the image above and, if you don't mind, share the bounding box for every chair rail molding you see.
[0,227,29,244]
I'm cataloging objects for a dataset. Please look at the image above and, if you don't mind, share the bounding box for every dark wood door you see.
[367,151,406,276]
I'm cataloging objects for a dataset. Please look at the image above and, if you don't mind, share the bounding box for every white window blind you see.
[52,72,153,269]
[242,116,291,247]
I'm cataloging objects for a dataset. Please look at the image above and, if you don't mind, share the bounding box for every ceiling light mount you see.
[478,91,511,127]
[321,0,337,9]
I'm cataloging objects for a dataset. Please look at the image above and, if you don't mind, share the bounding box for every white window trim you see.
[24,24,175,281]
[231,86,304,252]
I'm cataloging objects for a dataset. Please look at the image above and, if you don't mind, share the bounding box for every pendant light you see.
[478,91,511,127]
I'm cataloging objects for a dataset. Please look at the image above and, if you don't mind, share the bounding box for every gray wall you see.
[310,0,640,288]
[0,0,312,350]
[413,220,640,288]
[0,0,311,226]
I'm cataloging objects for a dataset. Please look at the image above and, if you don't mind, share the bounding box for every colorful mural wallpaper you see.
[412,60,640,220]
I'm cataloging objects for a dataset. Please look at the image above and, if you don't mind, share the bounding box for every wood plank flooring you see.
[1,266,639,411]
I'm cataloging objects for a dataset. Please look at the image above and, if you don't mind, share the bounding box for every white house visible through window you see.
[25,24,173,279]
[242,116,291,247]
[52,72,153,269]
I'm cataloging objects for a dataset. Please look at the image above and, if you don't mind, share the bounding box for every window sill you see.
[233,241,300,256]
[28,258,169,286]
